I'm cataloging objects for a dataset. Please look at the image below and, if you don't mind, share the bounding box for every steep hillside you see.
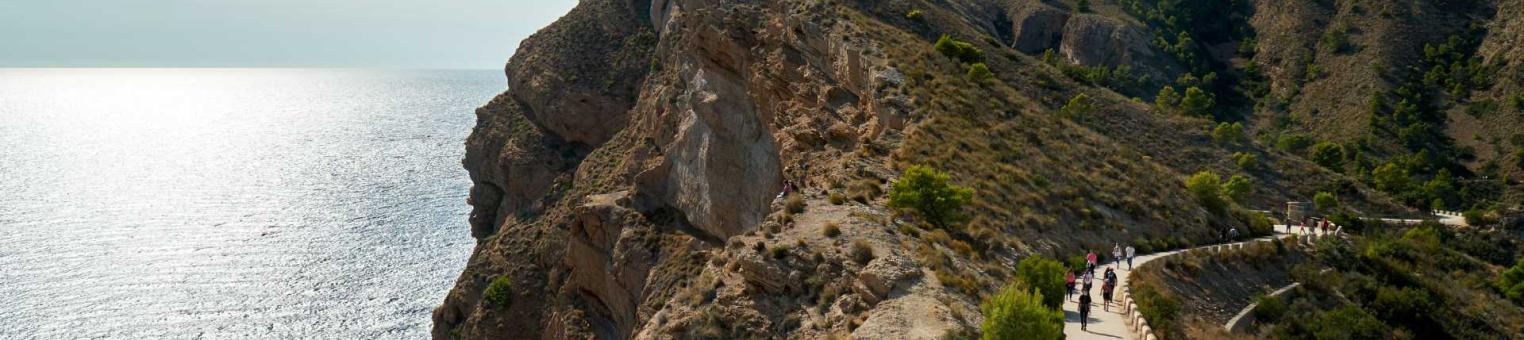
[425,0,1518,339]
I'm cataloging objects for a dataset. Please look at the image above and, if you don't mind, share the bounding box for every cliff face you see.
[430,0,1521,338]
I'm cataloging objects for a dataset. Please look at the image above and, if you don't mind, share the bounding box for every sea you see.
[0,69,500,339]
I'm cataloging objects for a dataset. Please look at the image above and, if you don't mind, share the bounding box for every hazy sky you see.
[1,0,578,69]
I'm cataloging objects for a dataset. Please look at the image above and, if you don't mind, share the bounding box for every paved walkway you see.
[1061,225,1316,339]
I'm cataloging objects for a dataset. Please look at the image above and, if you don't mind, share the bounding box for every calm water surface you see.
[0,69,499,339]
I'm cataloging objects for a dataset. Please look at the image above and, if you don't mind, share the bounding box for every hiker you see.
[1086,250,1098,274]
[1228,227,1239,240]
[1081,270,1094,296]
[1112,243,1123,267]
[1104,267,1117,296]
[1065,271,1077,300]
[1102,279,1114,311]
[1125,245,1136,270]
[1079,293,1093,330]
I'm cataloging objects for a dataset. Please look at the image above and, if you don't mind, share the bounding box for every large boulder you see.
[1007,4,1071,54]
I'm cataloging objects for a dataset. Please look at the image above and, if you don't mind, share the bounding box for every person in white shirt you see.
[1124,245,1136,269]
[1111,243,1122,267]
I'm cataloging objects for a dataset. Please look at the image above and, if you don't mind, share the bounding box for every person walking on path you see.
[1065,271,1076,300]
[1081,270,1094,296]
[1111,243,1123,267]
[1086,250,1098,274]
[1079,293,1093,331]
[1101,279,1114,312]
[1125,245,1136,270]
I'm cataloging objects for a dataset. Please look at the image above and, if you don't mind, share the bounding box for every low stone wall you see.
[1222,282,1300,333]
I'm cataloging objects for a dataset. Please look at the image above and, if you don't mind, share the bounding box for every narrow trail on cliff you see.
[1060,225,1307,340]
[1060,212,1467,340]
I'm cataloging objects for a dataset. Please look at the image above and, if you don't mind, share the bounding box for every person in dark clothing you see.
[1078,293,1093,331]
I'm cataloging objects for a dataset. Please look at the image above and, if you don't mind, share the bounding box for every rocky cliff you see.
[433,0,1518,338]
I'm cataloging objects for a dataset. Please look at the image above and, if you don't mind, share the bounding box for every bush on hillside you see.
[1498,259,1524,304]
[850,240,875,265]
[822,222,841,238]
[1233,152,1259,170]
[1314,192,1339,213]
[1015,256,1067,310]
[1252,295,1287,322]
[1304,306,1387,340]
[1212,122,1246,145]
[1463,209,1497,226]
[1059,93,1092,121]
[1155,86,1181,114]
[966,62,993,82]
[1221,175,1254,204]
[1186,171,1226,214]
[888,165,974,229]
[483,276,514,308]
[905,9,925,21]
[1132,284,1181,338]
[934,35,984,64]
[1275,134,1313,153]
[980,284,1063,340]
[1309,142,1346,170]
[1179,86,1215,118]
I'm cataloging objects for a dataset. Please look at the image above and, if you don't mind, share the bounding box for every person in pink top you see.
[1085,251,1098,274]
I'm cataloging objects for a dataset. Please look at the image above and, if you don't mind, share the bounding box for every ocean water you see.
[0,69,500,339]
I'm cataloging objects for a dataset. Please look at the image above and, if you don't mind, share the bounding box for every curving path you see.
[1061,225,1318,339]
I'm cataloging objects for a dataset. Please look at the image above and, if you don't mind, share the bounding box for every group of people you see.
[1064,243,1134,331]
[1297,217,1339,236]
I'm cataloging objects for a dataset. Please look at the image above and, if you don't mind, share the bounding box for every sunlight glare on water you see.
[0,69,499,339]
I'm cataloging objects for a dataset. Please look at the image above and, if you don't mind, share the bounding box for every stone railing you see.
[1119,232,1310,340]
[1222,282,1299,333]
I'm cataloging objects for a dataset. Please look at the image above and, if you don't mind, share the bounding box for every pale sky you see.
[1,0,578,69]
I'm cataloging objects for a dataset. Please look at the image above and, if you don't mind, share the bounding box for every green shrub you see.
[905,9,925,21]
[966,62,994,82]
[1306,306,1386,339]
[1132,284,1180,337]
[1498,259,1524,304]
[1179,86,1215,118]
[850,240,875,265]
[823,222,842,238]
[1275,134,1313,153]
[1372,162,1410,193]
[483,276,514,308]
[934,35,984,64]
[1015,255,1067,310]
[1186,171,1226,214]
[770,244,790,259]
[1075,0,1092,12]
[1211,122,1246,145]
[1065,255,1088,272]
[1221,175,1254,204]
[1252,295,1286,322]
[1059,93,1092,121]
[1463,209,1496,226]
[980,284,1063,340]
[1155,86,1181,114]
[1314,192,1339,213]
[1233,152,1260,170]
[1132,238,1154,254]
[1371,286,1432,323]
[1309,142,1346,170]
[1242,209,1275,236]
[889,165,974,229]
